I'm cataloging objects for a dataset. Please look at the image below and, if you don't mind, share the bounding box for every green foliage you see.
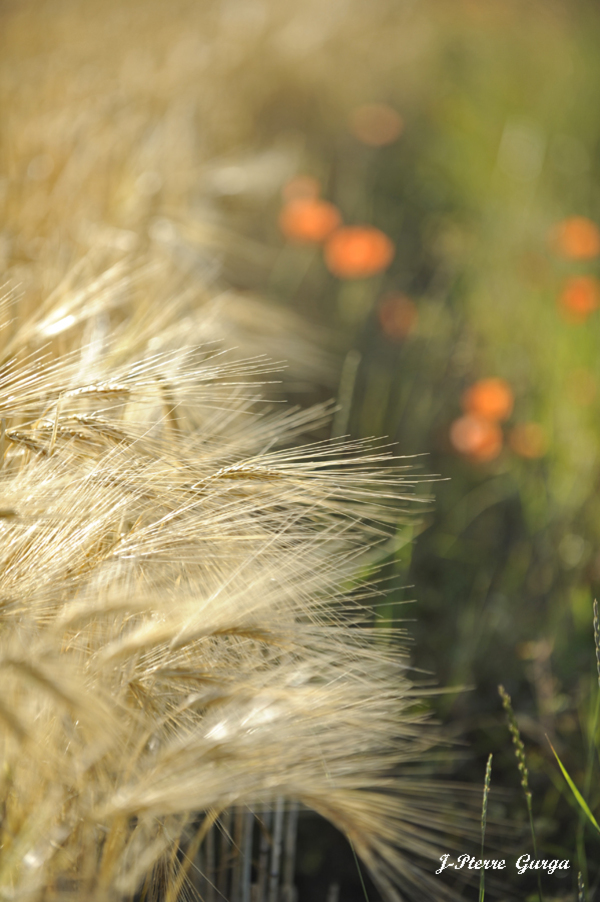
[548,740,600,834]
[260,3,600,896]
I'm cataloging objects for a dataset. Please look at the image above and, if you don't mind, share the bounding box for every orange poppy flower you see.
[349,104,404,147]
[282,175,321,202]
[324,226,395,279]
[508,423,547,459]
[279,198,342,244]
[377,293,418,340]
[551,216,600,260]
[558,275,600,323]
[461,378,514,422]
[450,415,503,462]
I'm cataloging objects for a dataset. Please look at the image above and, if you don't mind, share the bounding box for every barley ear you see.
[498,685,544,902]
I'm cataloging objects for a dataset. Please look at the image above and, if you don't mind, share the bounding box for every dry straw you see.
[0,269,465,901]
[0,2,473,899]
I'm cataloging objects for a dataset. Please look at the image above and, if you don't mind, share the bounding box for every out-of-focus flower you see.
[282,174,321,202]
[550,216,600,260]
[349,103,404,147]
[377,292,418,340]
[450,415,503,462]
[461,378,514,422]
[558,275,600,323]
[508,423,547,459]
[279,197,342,244]
[325,226,395,278]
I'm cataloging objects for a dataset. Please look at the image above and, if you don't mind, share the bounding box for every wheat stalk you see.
[0,265,468,901]
[0,3,474,899]
[0,261,463,902]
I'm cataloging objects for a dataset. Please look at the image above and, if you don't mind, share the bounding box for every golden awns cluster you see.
[0,1,464,900]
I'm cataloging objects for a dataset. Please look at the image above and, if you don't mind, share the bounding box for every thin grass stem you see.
[256,806,272,902]
[268,797,285,902]
[479,754,492,902]
[282,802,299,902]
[350,840,370,902]
[241,810,254,902]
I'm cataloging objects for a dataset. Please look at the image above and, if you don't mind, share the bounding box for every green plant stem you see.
[576,687,600,890]
[350,840,370,902]
[524,790,544,902]
[578,601,600,889]
[479,754,492,902]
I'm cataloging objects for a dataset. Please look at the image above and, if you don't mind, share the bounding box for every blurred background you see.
[3,0,600,898]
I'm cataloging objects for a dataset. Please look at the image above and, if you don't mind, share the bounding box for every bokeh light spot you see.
[550,216,600,260]
[450,415,503,462]
[324,226,395,279]
[461,378,514,422]
[279,198,342,244]
[558,275,600,323]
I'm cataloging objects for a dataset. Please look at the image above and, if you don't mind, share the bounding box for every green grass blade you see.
[547,738,600,835]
